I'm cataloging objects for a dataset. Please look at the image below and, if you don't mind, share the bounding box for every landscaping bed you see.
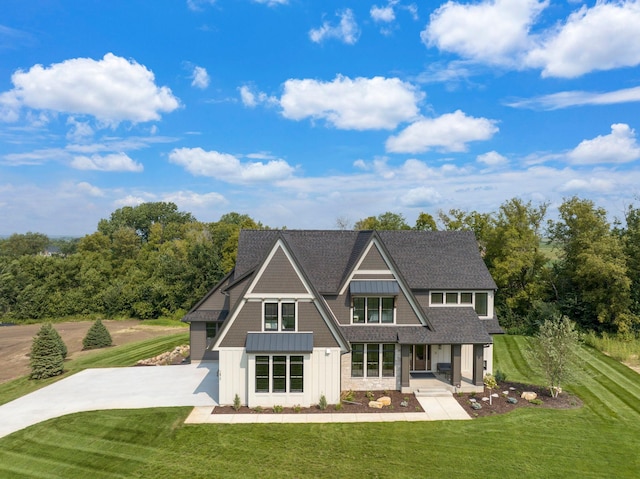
[453,381,583,418]
[212,389,424,414]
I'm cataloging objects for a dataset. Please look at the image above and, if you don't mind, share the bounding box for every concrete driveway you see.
[0,363,218,439]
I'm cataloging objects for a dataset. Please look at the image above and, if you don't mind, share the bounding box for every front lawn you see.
[0,335,639,478]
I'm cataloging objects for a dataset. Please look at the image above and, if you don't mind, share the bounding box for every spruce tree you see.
[50,324,67,359]
[82,318,113,350]
[30,323,65,379]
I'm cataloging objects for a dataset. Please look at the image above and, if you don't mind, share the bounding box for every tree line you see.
[2,197,639,338]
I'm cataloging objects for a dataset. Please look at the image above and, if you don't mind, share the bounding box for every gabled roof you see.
[235,229,496,292]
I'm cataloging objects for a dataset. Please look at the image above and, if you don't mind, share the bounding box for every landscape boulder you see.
[521,391,537,401]
[377,396,392,406]
[368,400,383,409]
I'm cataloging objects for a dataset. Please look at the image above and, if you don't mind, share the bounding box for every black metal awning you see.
[245,332,314,353]
[349,280,399,295]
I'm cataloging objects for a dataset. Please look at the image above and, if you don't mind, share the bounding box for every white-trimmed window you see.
[430,291,490,316]
[255,355,304,393]
[263,301,297,331]
[352,297,395,324]
[351,343,395,378]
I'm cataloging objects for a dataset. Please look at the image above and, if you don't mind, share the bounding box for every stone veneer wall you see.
[340,346,401,391]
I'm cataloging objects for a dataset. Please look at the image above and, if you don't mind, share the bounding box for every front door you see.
[414,344,426,370]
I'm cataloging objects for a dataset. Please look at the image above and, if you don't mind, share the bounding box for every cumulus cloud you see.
[253,0,288,5]
[0,53,179,125]
[239,85,277,108]
[371,2,396,23]
[191,66,210,89]
[477,150,508,166]
[280,75,422,130]
[423,0,547,66]
[400,186,441,207]
[66,117,94,142]
[163,190,227,207]
[567,124,640,165]
[526,1,640,78]
[507,86,640,110]
[559,178,616,193]
[169,147,294,183]
[76,181,105,197]
[386,110,498,153]
[70,152,144,172]
[309,9,360,45]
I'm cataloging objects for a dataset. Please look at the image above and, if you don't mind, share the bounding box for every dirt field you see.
[0,320,186,384]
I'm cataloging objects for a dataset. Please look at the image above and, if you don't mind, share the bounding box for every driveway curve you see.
[0,363,218,439]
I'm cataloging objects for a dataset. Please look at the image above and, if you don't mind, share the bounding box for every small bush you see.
[366,391,375,401]
[529,398,543,405]
[293,404,302,413]
[82,319,113,350]
[341,390,355,402]
[233,394,241,411]
[273,405,283,413]
[334,402,343,411]
[494,369,507,383]
[253,406,263,413]
[318,394,328,410]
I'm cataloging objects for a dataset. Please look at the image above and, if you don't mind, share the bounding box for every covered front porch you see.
[400,343,489,394]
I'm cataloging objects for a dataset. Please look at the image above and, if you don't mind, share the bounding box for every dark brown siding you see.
[199,290,229,311]
[358,244,389,270]
[252,247,308,294]
[413,291,429,310]
[227,275,251,310]
[324,294,351,325]
[220,301,261,347]
[190,322,207,360]
[395,292,422,325]
[298,301,340,348]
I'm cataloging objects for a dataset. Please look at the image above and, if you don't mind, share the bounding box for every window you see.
[206,322,220,339]
[255,355,304,393]
[475,292,488,316]
[431,292,443,304]
[446,292,458,304]
[352,297,395,324]
[263,301,296,331]
[256,356,270,393]
[460,292,473,304]
[351,343,395,378]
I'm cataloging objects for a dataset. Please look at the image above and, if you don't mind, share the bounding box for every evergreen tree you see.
[82,318,113,350]
[30,323,65,379]
[49,324,67,359]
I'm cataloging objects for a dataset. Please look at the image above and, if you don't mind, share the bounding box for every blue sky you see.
[2,0,640,235]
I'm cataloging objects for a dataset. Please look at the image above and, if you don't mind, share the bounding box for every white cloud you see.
[70,152,144,172]
[169,147,294,183]
[0,53,179,125]
[76,182,105,197]
[386,110,498,153]
[567,124,640,165]
[191,66,210,89]
[239,85,278,108]
[559,178,616,193]
[186,0,216,12]
[371,2,396,23]
[280,75,422,130]
[309,9,360,45]
[400,186,441,207]
[66,117,94,142]
[163,190,226,207]
[526,1,640,78]
[253,0,288,6]
[477,150,508,166]
[423,0,547,66]
[507,85,640,110]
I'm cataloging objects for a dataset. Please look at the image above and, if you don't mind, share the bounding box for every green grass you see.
[583,331,640,366]
[1,335,639,478]
[0,332,188,406]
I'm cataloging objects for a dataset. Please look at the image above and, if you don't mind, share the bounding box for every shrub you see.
[30,323,66,379]
[494,369,507,383]
[318,394,328,410]
[273,405,283,413]
[366,391,375,401]
[293,404,302,413]
[334,402,343,411]
[83,319,113,350]
[233,394,241,411]
[529,398,543,405]
[341,390,355,402]
[253,406,263,413]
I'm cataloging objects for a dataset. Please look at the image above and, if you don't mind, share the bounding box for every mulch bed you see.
[453,381,583,418]
[212,382,582,417]
[212,390,423,414]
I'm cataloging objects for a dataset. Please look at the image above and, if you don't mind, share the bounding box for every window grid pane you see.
[351,344,364,377]
[475,293,488,316]
[431,292,443,304]
[256,356,270,393]
[264,303,278,331]
[272,356,286,392]
[281,302,296,331]
[460,292,473,304]
[367,298,380,323]
[290,356,303,392]
[367,344,380,377]
[381,298,394,323]
[353,297,365,323]
[446,292,458,304]
[382,344,395,377]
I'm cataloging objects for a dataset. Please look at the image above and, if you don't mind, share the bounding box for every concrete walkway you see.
[0,363,218,439]
[185,396,470,424]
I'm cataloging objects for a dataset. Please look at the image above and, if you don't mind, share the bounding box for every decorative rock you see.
[471,402,482,410]
[368,400,383,409]
[507,397,518,404]
[502,391,509,395]
[491,393,499,398]
[469,398,477,403]
[521,391,537,400]
[482,397,489,402]
[509,387,516,391]
[377,396,392,406]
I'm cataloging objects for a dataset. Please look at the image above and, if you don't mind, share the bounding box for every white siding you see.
[461,344,473,376]
[484,343,494,375]
[430,344,451,370]
[218,348,247,406]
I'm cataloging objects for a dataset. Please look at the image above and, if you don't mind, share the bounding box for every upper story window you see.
[263,301,296,331]
[352,297,395,324]
[430,291,490,317]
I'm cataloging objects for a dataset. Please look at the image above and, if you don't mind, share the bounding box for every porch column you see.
[450,344,461,387]
[472,343,484,386]
[401,344,411,389]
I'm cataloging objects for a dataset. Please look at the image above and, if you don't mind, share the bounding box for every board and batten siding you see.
[218,348,248,406]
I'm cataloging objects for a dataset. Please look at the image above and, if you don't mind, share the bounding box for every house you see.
[182,229,502,408]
